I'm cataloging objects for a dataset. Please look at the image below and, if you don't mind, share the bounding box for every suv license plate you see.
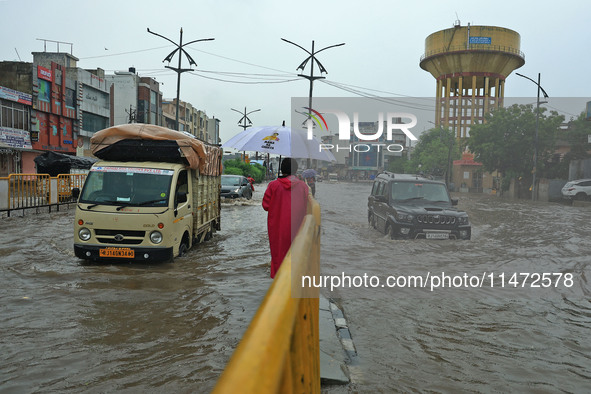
[99,247,135,258]
[426,232,449,240]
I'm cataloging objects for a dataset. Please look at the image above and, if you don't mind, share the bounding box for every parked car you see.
[221,175,253,199]
[561,179,591,201]
[368,172,471,240]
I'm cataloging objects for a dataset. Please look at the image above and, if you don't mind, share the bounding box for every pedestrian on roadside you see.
[262,158,309,278]
[306,175,316,197]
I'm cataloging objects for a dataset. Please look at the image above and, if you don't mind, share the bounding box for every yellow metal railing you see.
[57,174,87,202]
[420,44,525,61]
[213,195,322,394]
[7,173,51,209]
[2,173,87,212]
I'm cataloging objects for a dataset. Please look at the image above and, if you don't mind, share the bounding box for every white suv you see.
[561,179,591,201]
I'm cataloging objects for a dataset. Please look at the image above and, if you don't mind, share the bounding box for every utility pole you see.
[281,38,344,167]
[231,107,261,161]
[125,105,137,123]
[516,72,549,201]
[148,27,214,131]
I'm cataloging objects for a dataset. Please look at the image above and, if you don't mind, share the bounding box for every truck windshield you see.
[79,166,174,208]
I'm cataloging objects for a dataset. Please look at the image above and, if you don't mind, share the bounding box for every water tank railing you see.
[420,44,525,62]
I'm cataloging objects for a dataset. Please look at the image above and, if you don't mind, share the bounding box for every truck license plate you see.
[99,247,135,258]
[426,232,449,240]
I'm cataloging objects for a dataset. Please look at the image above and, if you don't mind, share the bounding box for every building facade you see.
[74,68,110,157]
[162,98,213,143]
[0,81,33,175]
[0,51,216,175]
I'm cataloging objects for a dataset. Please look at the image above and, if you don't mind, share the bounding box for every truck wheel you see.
[204,223,213,241]
[178,242,188,257]
[178,235,189,257]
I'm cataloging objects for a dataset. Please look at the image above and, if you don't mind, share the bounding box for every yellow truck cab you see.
[73,124,222,262]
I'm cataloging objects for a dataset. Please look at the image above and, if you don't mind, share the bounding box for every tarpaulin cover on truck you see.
[34,151,97,176]
[90,124,222,176]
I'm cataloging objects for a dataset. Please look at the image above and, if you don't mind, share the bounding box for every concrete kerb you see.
[319,294,357,386]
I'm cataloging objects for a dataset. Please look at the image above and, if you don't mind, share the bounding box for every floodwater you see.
[1,182,590,393]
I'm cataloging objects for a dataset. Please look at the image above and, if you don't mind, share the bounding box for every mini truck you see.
[73,124,222,262]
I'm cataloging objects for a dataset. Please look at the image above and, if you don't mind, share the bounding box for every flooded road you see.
[1,182,590,392]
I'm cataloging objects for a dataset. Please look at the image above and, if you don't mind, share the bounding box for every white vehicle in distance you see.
[561,179,591,201]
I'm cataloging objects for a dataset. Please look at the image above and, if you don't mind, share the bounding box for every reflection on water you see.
[1,182,590,392]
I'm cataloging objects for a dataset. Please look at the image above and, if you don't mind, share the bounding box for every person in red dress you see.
[246,176,255,192]
[262,158,309,278]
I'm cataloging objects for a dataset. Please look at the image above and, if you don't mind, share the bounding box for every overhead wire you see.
[78,42,437,109]
[78,45,173,60]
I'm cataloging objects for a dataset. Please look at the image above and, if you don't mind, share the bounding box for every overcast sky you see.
[2,0,590,143]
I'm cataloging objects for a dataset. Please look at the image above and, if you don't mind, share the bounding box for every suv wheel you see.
[575,192,589,201]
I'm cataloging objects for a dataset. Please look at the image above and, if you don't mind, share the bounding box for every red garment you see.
[262,175,309,278]
[247,177,255,191]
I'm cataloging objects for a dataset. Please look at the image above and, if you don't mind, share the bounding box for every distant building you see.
[348,120,408,179]
[0,75,33,175]
[162,98,217,143]
[31,52,79,156]
[105,69,163,128]
[72,67,110,157]
[162,98,188,131]
[208,116,220,145]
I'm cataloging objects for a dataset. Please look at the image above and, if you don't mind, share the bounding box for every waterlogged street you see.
[1,181,590,392]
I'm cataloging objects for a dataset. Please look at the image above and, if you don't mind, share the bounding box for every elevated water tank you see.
[420,24,525,138]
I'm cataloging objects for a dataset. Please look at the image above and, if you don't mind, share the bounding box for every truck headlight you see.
[150,231,163,244]
[79,227,91,241]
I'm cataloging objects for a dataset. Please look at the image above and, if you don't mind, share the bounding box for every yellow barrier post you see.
[213,195,321,394]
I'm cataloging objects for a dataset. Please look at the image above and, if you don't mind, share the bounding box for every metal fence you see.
[0,173,87,217]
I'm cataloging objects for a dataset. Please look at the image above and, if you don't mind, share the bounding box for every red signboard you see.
[37,66,52,82]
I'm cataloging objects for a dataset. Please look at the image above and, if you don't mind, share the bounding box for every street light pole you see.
[148,27,214,131]
[231,107,261,161]
[516,72,549,201]
[231,107,261,131]
[281,38,344,168]
[281,38,345,120]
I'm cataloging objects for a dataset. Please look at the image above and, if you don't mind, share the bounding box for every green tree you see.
[563,112,591,161]
[386,156,408,173]
[404,127,460,181]
[468,104,564,190]
[223,159,265,182]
